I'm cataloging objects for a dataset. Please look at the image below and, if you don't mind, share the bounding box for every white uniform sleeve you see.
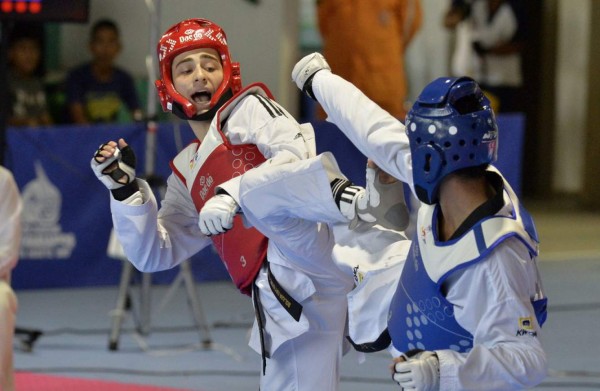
[218,95,311,203]
[0,168,22,278]
[111,174,211,272]
[311,71,414,193]
[436,238,548,390]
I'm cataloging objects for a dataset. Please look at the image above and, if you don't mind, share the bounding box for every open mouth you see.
[191,91,212,104]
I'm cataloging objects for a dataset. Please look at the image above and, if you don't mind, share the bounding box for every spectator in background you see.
[66,19,142,124]
[7,22,53,127]
[316,0,422,120]
[445,0,526,113]
[293,53,548,390]
[443,0,476,78]
[472,0,526,113]
[0,166,23,391]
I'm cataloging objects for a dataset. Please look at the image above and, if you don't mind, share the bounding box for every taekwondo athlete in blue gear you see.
[388,77,546,351]
[292,53,548,391]
[388,77,548,390]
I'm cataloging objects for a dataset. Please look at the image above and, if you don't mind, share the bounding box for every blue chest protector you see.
[388,170,547,353]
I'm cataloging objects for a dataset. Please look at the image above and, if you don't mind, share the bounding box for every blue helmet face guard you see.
[405,77,498,204]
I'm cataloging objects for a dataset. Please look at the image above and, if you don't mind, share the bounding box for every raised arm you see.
[291,53,414,191]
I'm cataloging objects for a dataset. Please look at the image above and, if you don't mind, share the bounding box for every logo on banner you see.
[20,161,76,259]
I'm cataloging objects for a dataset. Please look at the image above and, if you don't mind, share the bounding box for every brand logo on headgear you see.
[158,39,177,60]
[482,131,496,141]
[194,29,206,41]
[215,32,227,45]
[180,34,195,43]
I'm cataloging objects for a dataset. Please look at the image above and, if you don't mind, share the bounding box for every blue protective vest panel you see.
[389,239,474,353]
[388,171,544,353]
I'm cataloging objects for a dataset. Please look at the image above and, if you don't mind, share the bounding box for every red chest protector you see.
[170,84,273,295]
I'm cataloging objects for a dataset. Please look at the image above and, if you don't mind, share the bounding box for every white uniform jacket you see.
[311,71,547,389]
[110,83,310,270]
[109,84,319,354]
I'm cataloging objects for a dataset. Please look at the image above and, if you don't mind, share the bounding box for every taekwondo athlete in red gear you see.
[292,53,548,390]
[91,19,358,391]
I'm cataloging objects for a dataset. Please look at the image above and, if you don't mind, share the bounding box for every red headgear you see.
[155,18,242,119]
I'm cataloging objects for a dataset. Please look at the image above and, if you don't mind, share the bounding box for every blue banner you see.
[6,122,228,289]
[6,115,523,289]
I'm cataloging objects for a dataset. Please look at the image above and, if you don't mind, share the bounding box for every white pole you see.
[140,0,162,335]
[144,0,161,178]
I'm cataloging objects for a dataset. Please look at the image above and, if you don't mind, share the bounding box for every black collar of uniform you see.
[447,171,505,241]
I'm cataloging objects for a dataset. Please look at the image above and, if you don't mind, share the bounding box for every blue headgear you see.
[405,77,498,205]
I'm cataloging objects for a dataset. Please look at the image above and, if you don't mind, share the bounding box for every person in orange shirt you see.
[316,0,422,120]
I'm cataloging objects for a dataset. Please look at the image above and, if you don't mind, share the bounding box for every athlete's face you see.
[171,48,224,115]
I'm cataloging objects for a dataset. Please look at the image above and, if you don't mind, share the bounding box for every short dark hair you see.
[90,19,119,41]
[452,164,489,181]
[8,22,43,49]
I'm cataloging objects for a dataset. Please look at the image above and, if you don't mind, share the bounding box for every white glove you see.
[199,194,240,236]
[355,166,410,231]
[91,141,136,190]
[393,351,440,391]
[356,166,381,222]
[291,52,331,98]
